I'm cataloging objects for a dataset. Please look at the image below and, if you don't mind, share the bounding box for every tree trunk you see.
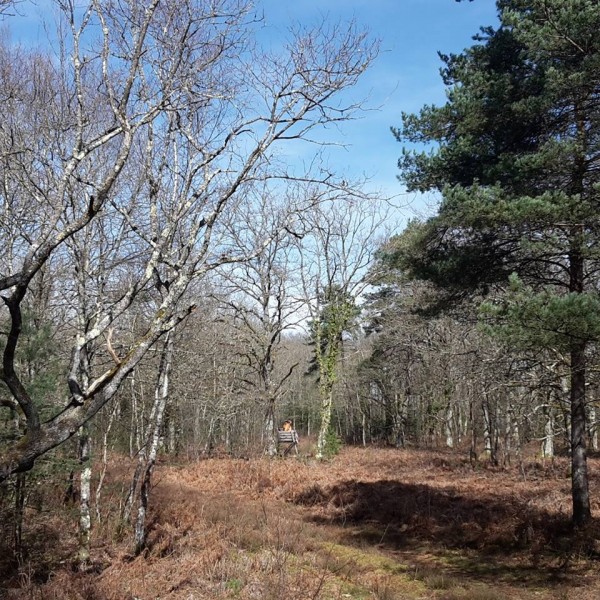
[469,398,477,466]
[569,226,591,526]
[264,399,277,457]
[571,342,591,526]
[503,403,513,466]
[588,402,598,452]
[316,383,334,460]
[445,402,454,448]
[122,459,142,528]
[134,332,174,554]
[95,402,118,523]
[204,418,216,456]
[482,394,497,465]
[14,472,26,567]
[165,400,177,455]
[361,409,367,447]
[77,426,92,568]
[129,370,142,458]
[542,404,554,459]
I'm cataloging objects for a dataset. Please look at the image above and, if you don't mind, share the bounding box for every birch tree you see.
[0,0,378,481]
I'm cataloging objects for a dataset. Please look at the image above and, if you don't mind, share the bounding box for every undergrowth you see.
[2,447,600,599]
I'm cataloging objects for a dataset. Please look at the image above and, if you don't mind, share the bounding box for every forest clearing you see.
[2,445,600,600]
[2,1,600,598]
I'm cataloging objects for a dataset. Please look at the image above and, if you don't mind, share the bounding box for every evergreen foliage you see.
[308,284,360,459]
[308,285,360,381]
[322,426,342,459]
[0,308,62,442]
[388,0,600,525]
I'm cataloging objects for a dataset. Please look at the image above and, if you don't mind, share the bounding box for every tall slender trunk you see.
[77,426,92,567]
[513,409,525,481]
[262,358,277,456]
[224,420,231,454]
[316,382,334,460]
[392,393,406,448]
[264,399,277,457]
[588,402,598,452]
[503,403,511,466]
[134,332,174,554]
[482,393,497,464]
[445,402,454,448]
[204,418,216,455]
[72,247,93,566]
[95,402,118,523]
[129,370,141,458]
[361,409,367,447]
[571,341,591,526]
[542,404,554,459]
[569,226,591,526]
[469,398,477,466]
[11,407,25,566]
[568,104,591,527]
[14,473,26,567]
[165,400,177,455]
[122,459,142,527]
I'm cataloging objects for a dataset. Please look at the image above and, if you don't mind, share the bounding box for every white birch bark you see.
[95,402,119,523]
[588,404,598,452]
[134,332,174,554]
[361,410,367,447]
[77,426,92,568]
[445,403,454,448]
[482,397,493,458]
[542,406,555,459]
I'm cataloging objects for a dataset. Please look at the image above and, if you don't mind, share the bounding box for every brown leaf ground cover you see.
[3,445,600,599]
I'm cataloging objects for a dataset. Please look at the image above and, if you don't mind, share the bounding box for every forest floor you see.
[4,445,600,600]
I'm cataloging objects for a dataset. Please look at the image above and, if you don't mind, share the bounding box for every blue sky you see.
[260,0,500,217]
[8,0,500,222]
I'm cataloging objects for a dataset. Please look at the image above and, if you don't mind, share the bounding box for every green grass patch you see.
[317,542,427,599]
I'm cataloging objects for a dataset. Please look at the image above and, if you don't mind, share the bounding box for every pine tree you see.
[390,0,600,525]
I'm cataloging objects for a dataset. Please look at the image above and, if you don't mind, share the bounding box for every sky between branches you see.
[259,0,499,220]
[9,0,499,226]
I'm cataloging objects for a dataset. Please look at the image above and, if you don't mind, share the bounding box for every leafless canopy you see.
[0,0,378,480]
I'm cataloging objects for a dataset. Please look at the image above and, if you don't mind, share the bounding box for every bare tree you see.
[217,188,316,455]
[0,0,378,481]
[299,199,388,459]
[0,0,21,17]
[132,331,174,554]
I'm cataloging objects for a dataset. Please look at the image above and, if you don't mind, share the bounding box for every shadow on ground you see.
[292,478,599,588]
